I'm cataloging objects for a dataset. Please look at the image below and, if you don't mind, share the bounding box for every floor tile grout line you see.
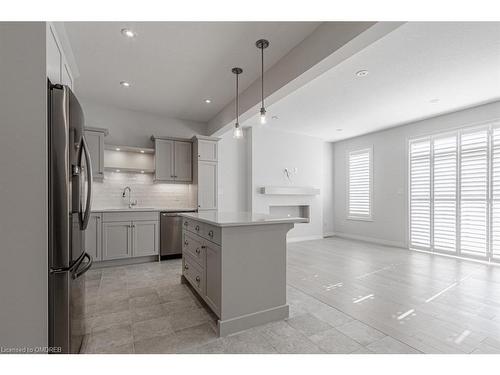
[286,283,424,353]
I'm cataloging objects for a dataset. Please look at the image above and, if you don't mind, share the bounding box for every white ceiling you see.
[63,22,320,122]
[254,22,500,141]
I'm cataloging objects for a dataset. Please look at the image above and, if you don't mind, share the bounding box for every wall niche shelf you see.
[260,186,320,196]
[104,144,155,174]
[269,205,310,223]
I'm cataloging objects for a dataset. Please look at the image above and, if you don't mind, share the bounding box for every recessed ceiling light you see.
[141,170,144,174]
[336,129,343,131]
[121,28,136,38]
[429,98,440,103]
[140,150,145,153]
[115,148,120,151]
[204,99,212,104]
[271,115,279,120]
[116,169,120,173]
[356,70,369,77]
[120,81,131,88]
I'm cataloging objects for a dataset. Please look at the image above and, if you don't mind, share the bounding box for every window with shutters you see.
[409,122,500,262]
[348,147,372,220]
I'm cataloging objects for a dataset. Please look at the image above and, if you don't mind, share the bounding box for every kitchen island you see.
[179,211,307,336]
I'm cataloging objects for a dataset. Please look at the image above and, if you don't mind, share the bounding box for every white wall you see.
[0,22,48,349]
[251,127,326,240]
[332,101,500,247]
[217,129,249,212]
[81,99,207,148]
[322,142,335,236]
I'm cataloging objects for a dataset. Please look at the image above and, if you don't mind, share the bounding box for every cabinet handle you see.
[195,276,200,283]
[201,245,206,249]
[184,264,189,270]
[195,248,200,254]
[184,240,188,246]
[184,221,188,226]
[195,225,200,231]
[208,230,214,237]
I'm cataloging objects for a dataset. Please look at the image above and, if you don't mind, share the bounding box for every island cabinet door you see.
[133,220,159,257]
[102,221,132,260]
[205,242,221,316]
[198,161,217,210]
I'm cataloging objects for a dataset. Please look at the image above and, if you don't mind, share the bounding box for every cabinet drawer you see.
[203,224,221,245]
[183,231,205,267]
[103,211,159,222]
[183,218,204,236]
[182,254,205,296]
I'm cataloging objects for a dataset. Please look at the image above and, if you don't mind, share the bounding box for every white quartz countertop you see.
[179,211,308,227]
[92,207,197,213]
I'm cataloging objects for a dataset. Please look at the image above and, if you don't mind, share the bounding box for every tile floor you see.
[81,237,500,354]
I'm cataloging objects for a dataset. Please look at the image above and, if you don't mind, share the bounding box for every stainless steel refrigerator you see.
[48,81,94,354]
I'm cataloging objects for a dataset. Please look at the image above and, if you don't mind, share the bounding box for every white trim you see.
[346,146,373,220]
[330,232,405,249]
[287,235,324,243]
[323,232,336,238]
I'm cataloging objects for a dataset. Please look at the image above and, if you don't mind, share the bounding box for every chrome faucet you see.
[122,186,137,209]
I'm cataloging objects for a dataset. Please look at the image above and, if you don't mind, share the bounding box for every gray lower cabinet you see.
[133,220,159,257]
[98,211,159,262]
[102,221,132,260]
[85,212,102,261]
[182,223,221,316]
[85,129,105,180]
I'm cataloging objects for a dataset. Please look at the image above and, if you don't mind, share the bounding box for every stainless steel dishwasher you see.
[160,210,195,258]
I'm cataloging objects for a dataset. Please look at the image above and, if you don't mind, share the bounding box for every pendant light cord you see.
[261,46,264,108]
[236,71,239,124]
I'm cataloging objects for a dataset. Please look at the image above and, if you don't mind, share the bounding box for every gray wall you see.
[332,101,500,247]
[81,99,207,148]
[0,22,48,349]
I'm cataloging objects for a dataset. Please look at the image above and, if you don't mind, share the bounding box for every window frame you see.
[346,146,373,221]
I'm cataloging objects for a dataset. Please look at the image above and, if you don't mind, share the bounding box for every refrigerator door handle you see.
[80,136,93,230]
[72,252,93,280]
[50,251,86,274]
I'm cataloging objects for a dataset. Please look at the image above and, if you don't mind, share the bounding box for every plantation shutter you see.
[459,129,489,257]
[433,135,458,253]
[348,149,372,219]
[492,126,500,258]
[409,140,431,249]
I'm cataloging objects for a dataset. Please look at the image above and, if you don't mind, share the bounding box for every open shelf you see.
[260,186,320,196]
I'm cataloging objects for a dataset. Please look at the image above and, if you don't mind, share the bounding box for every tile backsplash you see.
[92,171,195,210]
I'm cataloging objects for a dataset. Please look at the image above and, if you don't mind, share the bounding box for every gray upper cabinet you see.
[193,136,220,211]
[85,129,105,180]
[174,141,193,182]
[46,23,74,91]
[46,25,62,84]
[154,138,192,182]
[155,139,174,181]
[197,139,218,161]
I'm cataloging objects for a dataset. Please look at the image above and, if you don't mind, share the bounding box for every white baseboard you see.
[287,235,324,243]
[330,232,405,248]
[323,232,336,238]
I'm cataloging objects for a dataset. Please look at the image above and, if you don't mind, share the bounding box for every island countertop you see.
[179,211,308,227]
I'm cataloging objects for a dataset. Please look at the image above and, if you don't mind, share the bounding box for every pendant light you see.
[256,39,269,125]
[232,67,243,139]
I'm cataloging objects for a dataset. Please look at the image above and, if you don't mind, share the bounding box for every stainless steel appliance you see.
[160,210,196,258]
[48,81,93,354]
